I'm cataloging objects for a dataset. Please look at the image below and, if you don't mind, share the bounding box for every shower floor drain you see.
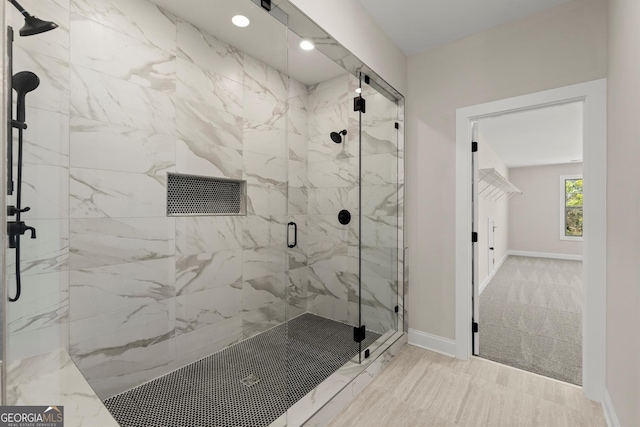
[241,374,261,387]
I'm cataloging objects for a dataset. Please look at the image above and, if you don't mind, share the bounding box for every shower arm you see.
[8,0,31,18]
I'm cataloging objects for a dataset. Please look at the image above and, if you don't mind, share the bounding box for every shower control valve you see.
[7,220,37,248]
[7,205,30,216]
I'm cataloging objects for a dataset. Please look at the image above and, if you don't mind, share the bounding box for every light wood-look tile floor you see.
[328,345,606,427]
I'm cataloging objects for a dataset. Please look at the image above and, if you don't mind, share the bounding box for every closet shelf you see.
[479,168,522,201]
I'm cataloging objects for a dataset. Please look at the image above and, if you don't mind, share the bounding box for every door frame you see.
[455,79,607,401]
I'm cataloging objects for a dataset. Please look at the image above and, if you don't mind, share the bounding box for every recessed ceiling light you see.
[232,15,250,27]
[299,39,315,51]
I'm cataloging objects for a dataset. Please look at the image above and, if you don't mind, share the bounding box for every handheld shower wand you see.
[7,71,40,302]
[13,70,39,122]
[5,1,58,302]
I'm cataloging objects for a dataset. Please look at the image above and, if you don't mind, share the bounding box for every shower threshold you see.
[104,313,380,427]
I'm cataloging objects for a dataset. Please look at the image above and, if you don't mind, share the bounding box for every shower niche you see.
[3,0,405,425]
[166,173,247,216]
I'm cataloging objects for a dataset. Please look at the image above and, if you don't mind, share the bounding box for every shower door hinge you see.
[472,141,478,152]
[472,322,479,333]
[353,325,366,343]
[261,0,271,11]
[472,232,478,243]
[395,122,399,129]
[354,96,366,113]
[394,305,399,313]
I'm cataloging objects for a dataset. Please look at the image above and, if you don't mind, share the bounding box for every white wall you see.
[508,163,583,256]
[288,0,407,95]
[477,135,509,285]
[606,1,640,425]
[407,0,607,338]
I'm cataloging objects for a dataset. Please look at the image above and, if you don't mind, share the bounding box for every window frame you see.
[559,174,583,241]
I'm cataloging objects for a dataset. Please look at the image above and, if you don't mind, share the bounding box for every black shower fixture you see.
[8,0,59,36]
[5,1,56,303]
[7,71,40,302]
[13,71,39,122]
[330,129,347,144]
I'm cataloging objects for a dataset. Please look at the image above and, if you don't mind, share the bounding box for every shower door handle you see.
[287,222,297,248]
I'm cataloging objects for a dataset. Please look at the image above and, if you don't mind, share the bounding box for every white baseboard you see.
[602,389,620,427]
[479,252,509,295]
[479,275,491,295]
[507,250,582,261]
[408,329,456,357]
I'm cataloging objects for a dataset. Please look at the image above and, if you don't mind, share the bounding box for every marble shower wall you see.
[286,78,310,319]
[6,0,71,365]
[306,74,353,323]
[6,0,301,399]
[305,75,400,334]
[6,0,401,400]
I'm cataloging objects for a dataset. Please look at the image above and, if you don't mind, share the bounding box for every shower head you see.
[330,130,347,144]
[8,0,59,36]
[20,15,58,36]
[13,71,40,123]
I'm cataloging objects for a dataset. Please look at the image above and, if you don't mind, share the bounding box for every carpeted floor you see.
[479,256,583,385]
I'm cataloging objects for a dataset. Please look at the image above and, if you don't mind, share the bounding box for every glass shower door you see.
[356,72,400,351]
[285,24,364,399]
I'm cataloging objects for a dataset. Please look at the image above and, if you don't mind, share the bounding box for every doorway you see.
[455,79,606,401]
[473,102,584,385]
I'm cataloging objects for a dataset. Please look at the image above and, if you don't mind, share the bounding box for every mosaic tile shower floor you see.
[104,313,380,427]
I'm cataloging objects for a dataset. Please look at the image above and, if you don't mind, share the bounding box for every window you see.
[560,175,583,240]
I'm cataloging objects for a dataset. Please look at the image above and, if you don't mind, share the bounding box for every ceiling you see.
[149,0,345,85]
[358,0,572,55]
[477,102,583,168]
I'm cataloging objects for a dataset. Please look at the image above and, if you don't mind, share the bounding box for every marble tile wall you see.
[306,74,352,323]
[65,0,178,399]
[6,0,71,364]
[6,0,402,401]
[286,78,310,320]
[305,75,400,335]
[6,0,292,399]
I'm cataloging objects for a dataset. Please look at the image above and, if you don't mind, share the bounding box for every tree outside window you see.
[561,175,583,239]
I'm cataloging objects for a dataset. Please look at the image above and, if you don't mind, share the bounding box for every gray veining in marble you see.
[70,258,175,321]
[7,219,69,277]
[177,58,242,117]
[70,117,174,175]
[71,0,177,53]
[177,18,243,83]
[13,47,70,115]
[70,217,174,270]
[17,107,69,167]
[176,99,243,151]
[176,283,242,334]
[70,167,167,218]
[6,0,404,407]
[175,137,243,178]
[70,14,176,92]
[175,249,243,296]
[70,65,175,135]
